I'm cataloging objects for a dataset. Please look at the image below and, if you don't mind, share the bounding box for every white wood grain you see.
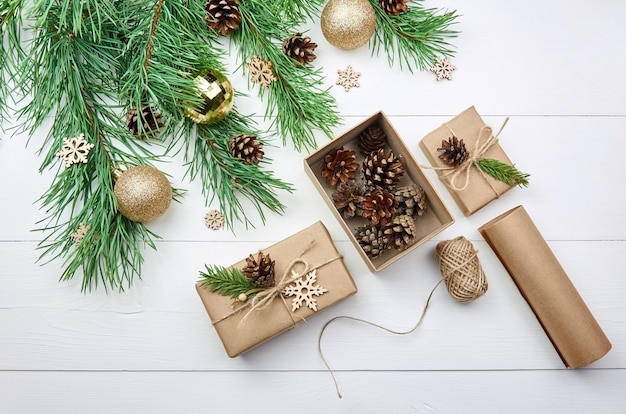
[1,1,625,412]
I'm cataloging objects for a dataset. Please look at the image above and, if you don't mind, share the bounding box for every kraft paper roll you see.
[479,205,611,368]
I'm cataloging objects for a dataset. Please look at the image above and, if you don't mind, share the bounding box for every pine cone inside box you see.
[304,111,455,272]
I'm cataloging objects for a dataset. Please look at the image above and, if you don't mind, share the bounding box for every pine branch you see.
[15,0,165,292]
[477,158,530,187]
[231,0,340,151]
[267,0,325,23]
[0,0,25,124]
[178,113,294,230]
[368,0,459,72]
[199,264,256,299]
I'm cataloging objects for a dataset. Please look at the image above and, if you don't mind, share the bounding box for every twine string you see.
[318,237,488,399]
[318,280,444,399]
[436,237,488,303]
[431,118,510,194]
[211,241,342,327]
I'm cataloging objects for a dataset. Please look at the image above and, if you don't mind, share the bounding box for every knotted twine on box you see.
[319,236,488,398]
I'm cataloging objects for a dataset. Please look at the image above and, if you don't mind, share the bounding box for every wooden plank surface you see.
[1,0,625,412]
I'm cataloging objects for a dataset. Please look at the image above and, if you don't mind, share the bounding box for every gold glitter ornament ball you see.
[320,0,377,50]
[113,166,173,223]
[184,69,234,124]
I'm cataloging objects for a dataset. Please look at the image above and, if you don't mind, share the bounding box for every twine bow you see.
[439,118,509,193]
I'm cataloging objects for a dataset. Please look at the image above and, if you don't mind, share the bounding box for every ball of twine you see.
[436,236,488,303]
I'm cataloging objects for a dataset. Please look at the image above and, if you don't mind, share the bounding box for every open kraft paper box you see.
[304,111,454,272]
[196,221,357,358]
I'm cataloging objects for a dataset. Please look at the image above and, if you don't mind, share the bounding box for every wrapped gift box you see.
[196,221,357,357]
[419,106,516,215]
[304,111,454,272]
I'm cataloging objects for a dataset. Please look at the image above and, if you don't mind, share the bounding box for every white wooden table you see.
[1,1,625,412]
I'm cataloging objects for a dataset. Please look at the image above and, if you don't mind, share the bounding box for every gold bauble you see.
[320,0,377,50]
[113,165,172,223]
[184,69,234,124]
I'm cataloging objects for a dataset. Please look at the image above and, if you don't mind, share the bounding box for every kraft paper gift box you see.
[304,111,454,272]
[479,205,611,368]
[419,106,517,216]
[196,221,357,358]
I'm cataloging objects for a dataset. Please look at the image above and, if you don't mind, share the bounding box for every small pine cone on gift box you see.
[382,214,417,251]
[229,134,264,165]
[242,252,275,288]
[437,136,469,167]
[355,224,388,258]
[282,33,317,65]
[332,180,366,218]
[205,0,242,36]
[321,146,359,188]
[126,106,164,138]
[358,125,387,156]
[362,187,397,227]
[378,0,410,16]
[362,148,405,190]
[394,184,427,217]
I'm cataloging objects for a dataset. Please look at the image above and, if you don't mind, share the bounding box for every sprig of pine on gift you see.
[4,0,291,292]
[369,0,459,72]
[205,0,340,151]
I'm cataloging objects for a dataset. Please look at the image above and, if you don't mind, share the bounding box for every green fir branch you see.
[268,0,326,23]
[231,0,340,151]
[368,0,459,72]
[199,264,256,299]
[0,0,25,124]
[477,158,530,188]
[179,112,294,230]
[15,0,165,292]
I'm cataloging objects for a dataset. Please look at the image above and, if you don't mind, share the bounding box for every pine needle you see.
[199,264,256,299]
[477,158,530,187]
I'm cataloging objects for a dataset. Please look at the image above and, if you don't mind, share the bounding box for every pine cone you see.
[358,125,387,156]
[242,252,275,288]
[332,180,366,218]
[126,106,163,138]
[378,0,409,16]
[394,184,427,217]
[362,187,397,227]
[355,224,388,258]
[282,33,317,65]
[321,146,359,188]
[382,214,417,250]
[437,136,469,167]
[205,0,242,36]
[229,134,264,165]
[362,148,405,189]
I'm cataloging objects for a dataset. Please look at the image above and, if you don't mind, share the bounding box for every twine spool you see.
[436,236,488,303]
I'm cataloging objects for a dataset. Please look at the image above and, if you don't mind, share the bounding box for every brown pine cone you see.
[358,125,387,156]
[378,0,409,16]
[282,33,317,65]
[332,180,366,218]
[355,224,388,258]
[382,214,417,250]
[242,252,275,288]
[394,184,427,217]
[126,106,164,138]
[321,146,359,188]
[362,187,397,227]
[362,148,405,189]
[437,136,469,167]
[229,134,264,165]
[205,0,242,36]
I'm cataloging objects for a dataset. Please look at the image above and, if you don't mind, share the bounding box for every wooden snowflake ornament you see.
[336,65,361,92]
[205,209,225,230]
[70,223,90,244]
[282,269,328,312]
[430,56,456,81]
[56,133,95,167]
[246,54,277,88]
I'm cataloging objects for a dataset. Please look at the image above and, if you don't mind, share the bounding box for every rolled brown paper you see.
[478,205,611,368]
